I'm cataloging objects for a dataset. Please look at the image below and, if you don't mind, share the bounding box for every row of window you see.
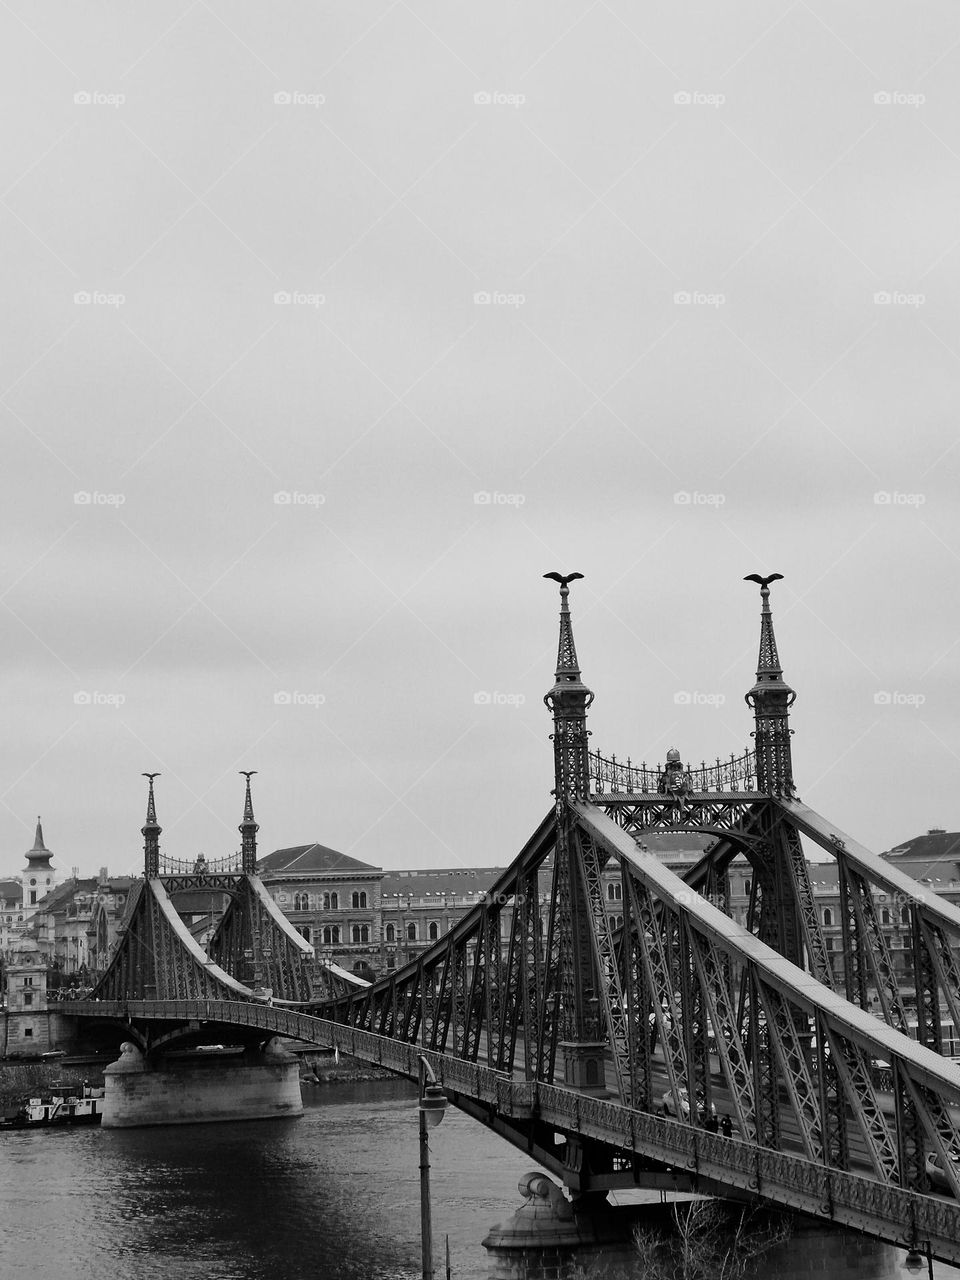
[297,920,451,946]
[821,906,911,928]
[292,891,368,912]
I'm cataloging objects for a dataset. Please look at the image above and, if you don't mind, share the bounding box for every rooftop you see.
[258,843,381,877]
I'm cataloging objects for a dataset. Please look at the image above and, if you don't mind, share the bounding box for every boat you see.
[2,1084,104,1129]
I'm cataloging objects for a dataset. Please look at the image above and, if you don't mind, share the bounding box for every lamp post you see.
[418,1054,448,1280]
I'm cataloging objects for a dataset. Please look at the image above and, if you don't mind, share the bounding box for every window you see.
[823,908,833,927]
[385,923,396,943]
[901,906,910,925]
[880,908,890,926]
[322,892,340,911]
[612,914,623,929]
[29,891,36,905]
[744,879,752,897]
[23,976,33,987]
[351,924,369,944]
[429,922,440,941]
[322,925,341,946]
[294,892,309,912]
[23,993,32,1006]
[352,891,367,910]
[297,926,312,943]
[407,923,417,942]
[23,1027,33,1037]
[606,882,622,902]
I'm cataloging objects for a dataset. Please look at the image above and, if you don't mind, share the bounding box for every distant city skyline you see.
[3,4,960,876]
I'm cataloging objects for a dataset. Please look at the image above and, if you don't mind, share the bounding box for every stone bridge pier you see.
[101,1037,303,1127]
[482,1175,907,1280]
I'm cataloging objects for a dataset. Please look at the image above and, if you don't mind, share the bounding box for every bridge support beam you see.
[483,1179,907,1280]
[101,1038,303,1128]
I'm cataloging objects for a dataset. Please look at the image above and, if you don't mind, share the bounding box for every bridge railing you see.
[589,748,757,794]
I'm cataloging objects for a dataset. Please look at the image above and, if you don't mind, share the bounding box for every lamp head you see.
[904,1250,924,1274]
[420,1080,448,1128]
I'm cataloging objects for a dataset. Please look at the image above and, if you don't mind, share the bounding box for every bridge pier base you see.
[101,1038,303,1128]
[482,1179,906,1280]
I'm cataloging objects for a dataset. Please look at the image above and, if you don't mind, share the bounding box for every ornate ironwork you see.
[589,749,757,795]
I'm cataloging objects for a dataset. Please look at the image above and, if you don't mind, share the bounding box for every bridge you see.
[63,574,960,1266]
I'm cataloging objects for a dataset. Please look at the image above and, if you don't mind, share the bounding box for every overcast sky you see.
[3,2,960,880]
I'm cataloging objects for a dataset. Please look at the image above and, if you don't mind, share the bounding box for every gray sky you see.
[2,2,960,879]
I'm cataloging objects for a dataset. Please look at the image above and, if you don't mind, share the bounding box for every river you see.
[0,1079,549,1280]
[1,1078,954,1280]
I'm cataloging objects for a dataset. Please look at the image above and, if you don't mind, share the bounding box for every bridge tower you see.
[542,572,607,1094]
[239,770,258,874]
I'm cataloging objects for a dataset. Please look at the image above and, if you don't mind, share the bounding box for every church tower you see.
[22,817,57,918]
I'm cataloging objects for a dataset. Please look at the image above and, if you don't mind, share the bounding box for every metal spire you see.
[743,575,796,795]
[32,816,45,850]
[239,771,259,874]
[141,773,161,878]
[543,572,593,801]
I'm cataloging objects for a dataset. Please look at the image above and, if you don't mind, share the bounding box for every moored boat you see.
[2,1084,104,1129]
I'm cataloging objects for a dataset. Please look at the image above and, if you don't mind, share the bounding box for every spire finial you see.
[141,773,161,878]
[33,816,45,850]
[239,771,259,874]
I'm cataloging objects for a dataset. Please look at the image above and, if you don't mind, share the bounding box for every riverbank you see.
[298,1052,396,1085]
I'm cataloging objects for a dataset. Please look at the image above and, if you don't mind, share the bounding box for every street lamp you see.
[418,1054,448,1280]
